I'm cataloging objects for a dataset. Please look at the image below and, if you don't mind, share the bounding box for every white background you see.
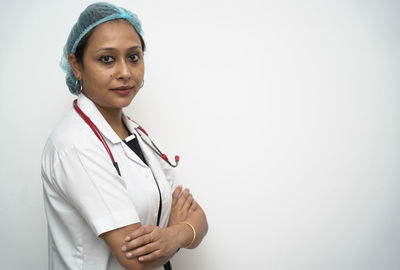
[1,0,399,269]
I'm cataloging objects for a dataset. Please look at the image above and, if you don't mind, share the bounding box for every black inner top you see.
[123,133,148,165]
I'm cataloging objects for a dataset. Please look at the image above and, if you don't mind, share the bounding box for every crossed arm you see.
[100,186,208,270]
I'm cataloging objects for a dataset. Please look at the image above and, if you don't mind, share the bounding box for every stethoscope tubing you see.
[126,116,180,167]
[73,99,179,176]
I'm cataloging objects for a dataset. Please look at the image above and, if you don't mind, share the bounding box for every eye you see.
[129,54,140,63]
[99,55,114,64]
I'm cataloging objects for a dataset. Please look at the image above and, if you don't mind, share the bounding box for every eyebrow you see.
[95,46,141,53]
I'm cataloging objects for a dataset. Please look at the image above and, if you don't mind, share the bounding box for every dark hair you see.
[75,21,146,65]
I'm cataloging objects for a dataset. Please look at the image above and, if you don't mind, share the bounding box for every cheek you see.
[134,64,145,79]
[88,67,111,82]
[82,69,111,90]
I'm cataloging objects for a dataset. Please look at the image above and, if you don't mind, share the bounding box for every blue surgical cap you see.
[60,2,144,95]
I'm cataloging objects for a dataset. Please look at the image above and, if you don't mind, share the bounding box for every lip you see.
[111,85,134,90]
[110,85,134,95]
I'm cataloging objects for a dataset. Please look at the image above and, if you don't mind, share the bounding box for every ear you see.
[68,53,83,80]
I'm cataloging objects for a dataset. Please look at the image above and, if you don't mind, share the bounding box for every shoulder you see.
[42,109,95,167]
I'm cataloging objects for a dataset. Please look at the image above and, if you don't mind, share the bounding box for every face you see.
[70,19,144,114]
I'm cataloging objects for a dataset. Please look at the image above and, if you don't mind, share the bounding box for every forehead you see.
[86,19,141,50]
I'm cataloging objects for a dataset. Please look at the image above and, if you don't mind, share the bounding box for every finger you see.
[124,227,161,251]
[126,242,159,259]
[188,200,197,215]
[176,188,190,209]
[138,249,163,262]
[126,227,160,257]
[125,224,154,242]
[125,225,149,242]
[182,194,193,211]
[171,186,182,206]
[122,232,153,252]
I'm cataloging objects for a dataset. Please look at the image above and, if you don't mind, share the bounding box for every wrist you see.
[170,223,193,248]
[178,222,196,248]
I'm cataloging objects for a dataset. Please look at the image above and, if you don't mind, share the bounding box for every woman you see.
[41,2,208,270]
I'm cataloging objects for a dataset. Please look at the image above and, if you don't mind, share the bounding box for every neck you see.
[96,105,129,140]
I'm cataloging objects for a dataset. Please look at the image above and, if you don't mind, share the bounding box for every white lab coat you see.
[41,94,176,270]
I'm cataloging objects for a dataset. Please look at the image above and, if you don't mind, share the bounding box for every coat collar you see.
[76,94,155,169]
[76,94,121,144]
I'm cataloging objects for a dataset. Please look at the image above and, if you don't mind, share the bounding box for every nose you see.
[115,60,131,81]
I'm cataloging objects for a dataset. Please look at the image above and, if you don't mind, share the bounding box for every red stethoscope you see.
[73,99,179,176]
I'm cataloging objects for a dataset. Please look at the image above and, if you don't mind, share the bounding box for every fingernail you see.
[138,257,144,261]
[125,236,131,241]
[126,252,132,258]
[121,246,126,251]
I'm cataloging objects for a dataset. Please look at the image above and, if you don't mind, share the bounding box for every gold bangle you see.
[179,221,196,248]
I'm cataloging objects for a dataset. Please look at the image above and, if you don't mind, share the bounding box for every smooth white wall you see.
[1,0,399,269]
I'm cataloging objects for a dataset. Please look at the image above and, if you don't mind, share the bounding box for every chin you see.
[115,96,135,108]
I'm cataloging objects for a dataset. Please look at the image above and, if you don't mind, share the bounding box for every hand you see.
[168,186,197,226]
[121,186,198,262]
[122,224,183,262]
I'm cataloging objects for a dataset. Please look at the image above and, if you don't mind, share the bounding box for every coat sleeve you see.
[51,145,141,236]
